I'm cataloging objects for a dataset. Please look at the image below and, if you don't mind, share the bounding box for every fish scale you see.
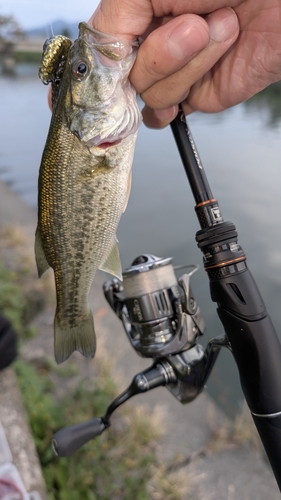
[36,22,142,363]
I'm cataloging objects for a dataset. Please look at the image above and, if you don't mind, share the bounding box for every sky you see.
[1,0,100,30]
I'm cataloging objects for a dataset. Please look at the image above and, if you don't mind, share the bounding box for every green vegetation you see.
[246,81,281,125]
[14,358,161,500]
[0,260,36,338]
[14,51,42,64]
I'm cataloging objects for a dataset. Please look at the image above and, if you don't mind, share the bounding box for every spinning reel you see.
[53,254,227,457]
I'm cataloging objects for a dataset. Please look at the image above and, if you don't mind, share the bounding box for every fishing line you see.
[49,0,55,37]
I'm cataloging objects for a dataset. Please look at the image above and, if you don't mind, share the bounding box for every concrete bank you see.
[0,181,47,499]
[0,180,279,499]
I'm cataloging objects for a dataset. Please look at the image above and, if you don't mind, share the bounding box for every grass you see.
[208,400,262,454]
[14,358,163,500]
[0,260,37,339]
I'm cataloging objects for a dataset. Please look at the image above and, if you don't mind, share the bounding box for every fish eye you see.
[72,60,88,79]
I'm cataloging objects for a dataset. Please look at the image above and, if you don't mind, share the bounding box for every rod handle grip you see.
[252,413,281,491]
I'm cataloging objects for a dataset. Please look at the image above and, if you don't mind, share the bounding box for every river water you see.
[1,64,281,416]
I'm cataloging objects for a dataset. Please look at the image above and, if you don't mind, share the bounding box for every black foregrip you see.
[52,418,106,457]
[210,267,266,320]
[217,307,281,414]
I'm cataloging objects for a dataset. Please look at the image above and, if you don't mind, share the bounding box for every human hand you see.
[90,0,281,128]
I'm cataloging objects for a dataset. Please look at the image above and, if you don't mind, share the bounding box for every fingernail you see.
[167,20,207,61]
[207,8,238,43]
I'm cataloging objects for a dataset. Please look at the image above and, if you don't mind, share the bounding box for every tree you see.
[0,13,24,54]
[0,13,25,73]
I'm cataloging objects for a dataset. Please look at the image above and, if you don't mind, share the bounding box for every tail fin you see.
[54,312,96,364]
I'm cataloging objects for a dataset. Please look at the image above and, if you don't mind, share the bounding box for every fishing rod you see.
[52,107,281,491]
[170,105,281,490]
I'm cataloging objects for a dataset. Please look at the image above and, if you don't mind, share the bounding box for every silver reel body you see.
[105,254,205,358]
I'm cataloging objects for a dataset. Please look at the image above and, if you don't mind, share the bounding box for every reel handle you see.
[52,418,107,457]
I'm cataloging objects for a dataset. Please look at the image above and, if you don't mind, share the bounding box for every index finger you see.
[130,15,210,95]
[89,0,244,40]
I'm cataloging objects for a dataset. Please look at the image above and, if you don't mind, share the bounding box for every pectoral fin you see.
[35,227,50,277]
[99,237,122,281]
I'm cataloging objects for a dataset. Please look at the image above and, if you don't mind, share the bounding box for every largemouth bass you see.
[36,22,142,364]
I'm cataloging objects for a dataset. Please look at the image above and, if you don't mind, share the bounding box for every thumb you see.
[89,0,154,41]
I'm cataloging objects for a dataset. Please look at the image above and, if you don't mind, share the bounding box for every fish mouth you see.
[97,139,122,149]
[85,135,123,149]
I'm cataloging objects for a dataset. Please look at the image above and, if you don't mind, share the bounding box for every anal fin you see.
[99,237,122,281]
